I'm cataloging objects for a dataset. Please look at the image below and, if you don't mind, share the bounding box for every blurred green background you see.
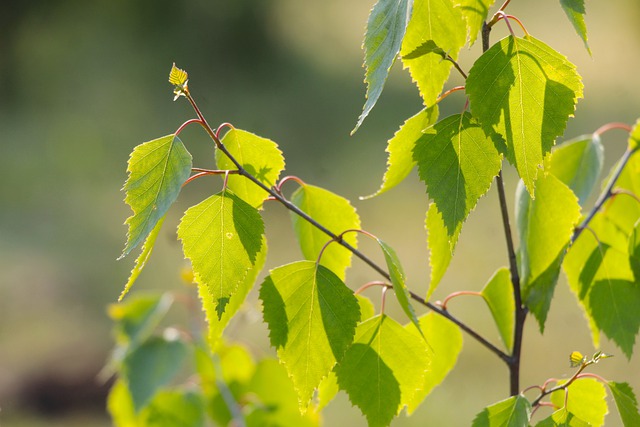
[1,1,640,425]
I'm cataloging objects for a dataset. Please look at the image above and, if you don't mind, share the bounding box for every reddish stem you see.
[355,281,391,295]
[275,175,307,193]
[440,290,483,310]
[593,122,632,137]
[380,286,390,315]
[182,169,239,187]
[436,86,466,104]
[215,122,236,139]
[176,118,202,136]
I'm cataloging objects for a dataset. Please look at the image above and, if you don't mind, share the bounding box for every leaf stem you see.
[572,147,638,244]
[593,122,632,137]
[439,290,483,310]
[355,281,391,295]
[176,118,202,136]
[436,86,466,104]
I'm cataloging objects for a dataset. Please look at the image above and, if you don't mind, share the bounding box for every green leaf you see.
[377,239,423,336]
[197,237,267,350]
[108,293,173,352]
[629,219,640,280]
[454,0,496,46]
[259,261,360,410]
[217,129,285,209]
[559,0,591,55]
[119,216,166,301]
[364,105,439,199]
[549,134,604,206]
[609,381,640,427]
[317,372,339,411]
[590,279,640,359]
[630,118,640,150]
[353,0,414,133]
[467,35,583,195]
[471,395,532,427]
[334,315,429,427]
[400,0,467,107]
[415,112,502,240]
[178,190,264,318]
[122,334,189,412]
[246,359,320,427]
[121,134,192,258]
[406,312,463,414]
[140,389,204,427]
[356,294,376,322]
[426,202,452,297]
[535,408,590,427]
[291,184,360,280]
[481,267,515,352]
[108,380,137,427]
[550,378,608,426]
[416,113,502,296]
[515,174,581,331]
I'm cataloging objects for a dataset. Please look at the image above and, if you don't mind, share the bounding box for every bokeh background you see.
[2,1,640,425]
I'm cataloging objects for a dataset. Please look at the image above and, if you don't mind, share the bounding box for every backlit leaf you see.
[467,35,583,195]
[334,315,429,427]
[515,174,581,331]
[168,63,188,87]
[364,105,439,199]
[471,395,532,427]
[119,216,166,301]
[377,238,422,336]
[426,202,453,297]
[416,113,502,295]
[629,219,640,280]
[356,294,376,322]
[178,190,264,318]
[549,134,604,206]
[406,312,463,414]
[197,237,267,350]
[569,351,586,368]
[217,129,285,209]
[354,0,414,133]
[259,261,360,410]
[454,0,496,46]
[609,381,640,427]
[550,378,608,426]
[122,334,189,412]
[291,184,360,280]
[535,408,590,427]
[481,267,515,352]
[559,0,591,55]
[400,0,467,107]
[140,389,204,427]
[121,134,192,258]
[630,118,640,150]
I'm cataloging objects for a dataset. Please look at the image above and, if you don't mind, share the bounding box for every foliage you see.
[110,1,640,426]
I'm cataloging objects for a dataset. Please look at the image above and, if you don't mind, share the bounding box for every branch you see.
[182,92,510,362]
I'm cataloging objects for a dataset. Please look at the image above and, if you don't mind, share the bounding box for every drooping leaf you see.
[406,312,463,414]
[550,378,608,426]
[535,408,590,427]
[559,0,591,55]
[122,334,189,412]
[589,279,640,359]
[629,118,640,150]
[140,389,205,427]
[416,113,502,242]
[119,216,166,301]
[178,190,264,318]
[377,239,423,336]
[290,184,360,280]
[246,359,320,427]
[548,133,604,206]
[217,129,285,209]
[609,381,640,427]
[466,35,583,195]
[108,293,173,352]
[515,174,581,331]
[259,261,360,410]
[364,105,439,199]
[334,315,429,427]
[197,237,267,350]
[454,0,496,46]
[121,134,192,258]
[629,219,640,280]
[481,267,515,352]
[400,0,467,107]
[471,395,532,427]
[426,202,453,298]
[353,0,414,133]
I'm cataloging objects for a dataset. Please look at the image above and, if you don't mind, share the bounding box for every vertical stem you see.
[482,22,526,396]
